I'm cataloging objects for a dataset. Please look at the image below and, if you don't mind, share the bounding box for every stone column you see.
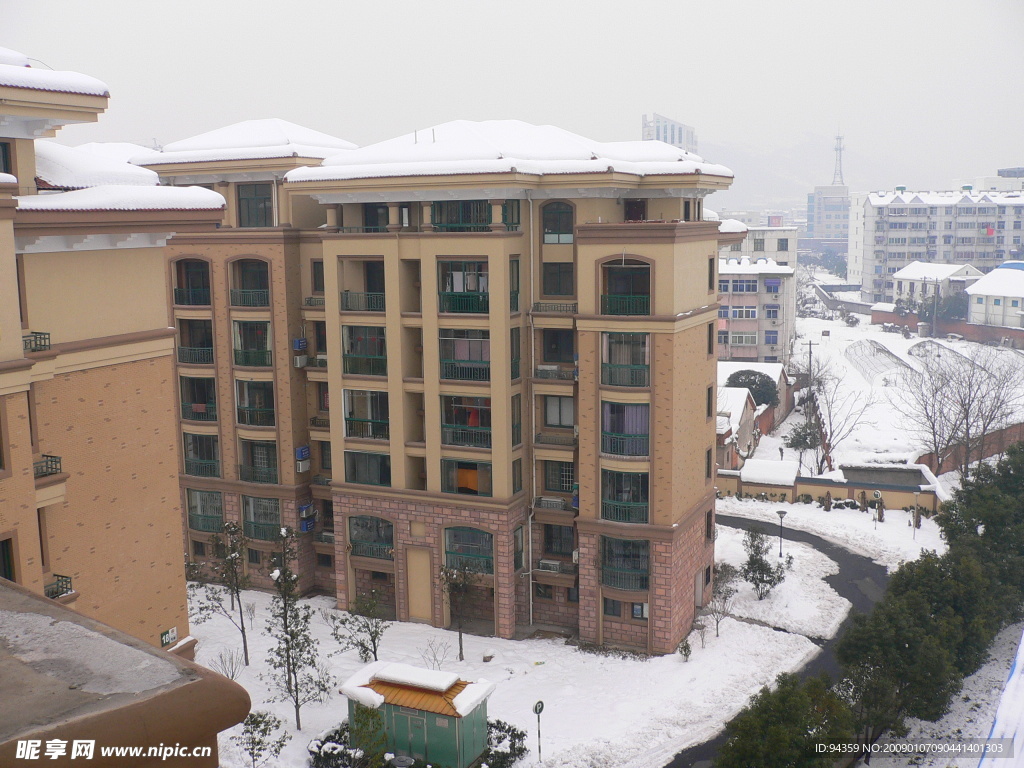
[386,203,402,233]
[421,202,434,232]
[325,205,339,228]
[488,199,505,231]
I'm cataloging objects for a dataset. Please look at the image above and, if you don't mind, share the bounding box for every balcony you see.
[601,567,649,591]
[343,354,387,376]
[438,292,489,314]
[304,296,325,307]
[534,365,575,380]
[44,574,74,600]
[173,288,210,306]
[310,416,330,429]
[338,226,388,234]
[234,349,272,367]
[601,499,649,524]
[315,530,335,544]
[535,433,576,447]
[602,364,650,387]
[346,418,390,440]
[184,458,220,478]
[532,302,577,314]
[23,332,51,353]
[533,496,573,511]
[237,407,275,427]
[312,474,332,486]
[188,513,224,532]
[238,464,278,484]
[230,289,270,307]
[181,402,217,421]
[245,521,279,541]
[178,347,214,365]
[601,432,649,457]
[351,540,394,560]
[341,292,386,312]
[440,360,490,382]
[33,454,62,478]
[601,295,650,316]
[442,425,492,449]
[445,551,494,574]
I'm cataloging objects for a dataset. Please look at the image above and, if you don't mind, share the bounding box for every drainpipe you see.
[526,190,536,627]
[271,176,280,227]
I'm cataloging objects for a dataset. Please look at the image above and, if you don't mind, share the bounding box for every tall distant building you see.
[642,113,698,153]
[803,136,851,252]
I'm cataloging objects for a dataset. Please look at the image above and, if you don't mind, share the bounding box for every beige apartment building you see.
[148,119,741,654]
[0,48,225,659]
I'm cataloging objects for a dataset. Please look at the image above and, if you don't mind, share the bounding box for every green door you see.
[409,716,426,761]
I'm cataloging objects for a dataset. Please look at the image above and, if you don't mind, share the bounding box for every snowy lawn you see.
[715,525,850,640]
[197,570,830,768]
[717,495,946,572]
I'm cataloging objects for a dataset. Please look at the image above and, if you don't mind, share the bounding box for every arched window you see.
[173,259,210,305]
[348,515,394,560]
[542,202,574,244]
[231,259,270,307]
[445,527,493,573]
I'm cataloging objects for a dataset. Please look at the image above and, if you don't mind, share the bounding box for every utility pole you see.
[931,278,940,338]
[803,340,818,423]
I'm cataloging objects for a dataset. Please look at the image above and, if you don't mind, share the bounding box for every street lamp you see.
[913,491,920,540]
[776,510,787,558]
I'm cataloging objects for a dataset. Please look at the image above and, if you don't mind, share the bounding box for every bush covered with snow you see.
[484,719,528,768]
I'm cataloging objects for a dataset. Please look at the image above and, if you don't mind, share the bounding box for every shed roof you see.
[365,679,470,717]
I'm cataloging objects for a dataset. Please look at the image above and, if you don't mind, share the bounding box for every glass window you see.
[544,461,575,492]
[632,602,649,620]
[542,263,574,295]
[441,460,492,496]
[545,396,574,427]
[238,183,273,228]
[512,459,522,494]
[753,239,765,251]
[544,524,574,556]
[777,238,789,252]
[248,548,260,565]
[542,202,574,243]
[765,331,779,345]
[535,584,553,599]
[603,597,621,617]
[320,441,332,470]
[311,260,324,293]
[542,329,574,362]
[344,452,391,486]
[317,553,333,568]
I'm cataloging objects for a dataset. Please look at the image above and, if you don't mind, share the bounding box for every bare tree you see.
[439,564,482,662]
[708,563,738,636]
[322,589,392,663]
[897,355,962,475]
[189,522,252,665]
[812,374,876,474]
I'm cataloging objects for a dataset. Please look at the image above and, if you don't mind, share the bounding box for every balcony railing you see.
[315,530,335,544]
[230,289,270,307]
[304,296,325,307]
[432,223,490,233]
[346,418,390,440]
[601,294,650,316]
[602,363,650,387]
[438,292,489,314]
[338,226,388,234]
[188,513,224,532]
[445,551,494,574]
[601,499,649,524]
[535,433,576,447]
[184,458,220,478]
[535,559,578,575]
[234,349,272,367]
[44,574,73,600]
[601,432,649,457]
[442,425,492,448]
[173,288,210,306]
[532,302,577,313]
[341,292,386,312]
[23,332,51,353]
[239,464,278,484]
[534,366,575,380]
[343,354,387,376]
[351,540,394,560]
[33,455,62,478]
[601,566,649,591]
[237,407,276,427]
[312,474,332,486]
[440,360,490,382]
[178,347,214,365]
[245,521,280,541]
[310,416,330,429]
[181,402,217,421]
[533,496,572,510]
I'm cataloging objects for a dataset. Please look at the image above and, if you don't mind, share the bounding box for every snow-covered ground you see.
[199,524,840,768]
[717,495,946,571]
[866,622,1024,768]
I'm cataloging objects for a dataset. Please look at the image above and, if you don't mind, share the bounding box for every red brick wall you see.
[354,568,396,611]
[532,585,579,630]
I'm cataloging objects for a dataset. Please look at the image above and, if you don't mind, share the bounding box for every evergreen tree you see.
[725,370,780,408]
[739,528,786,600]
[232,711,290,768]
[324,589,392,663]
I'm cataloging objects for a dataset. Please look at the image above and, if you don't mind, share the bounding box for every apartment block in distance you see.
[0,47,226,658]
[280,120,743,654]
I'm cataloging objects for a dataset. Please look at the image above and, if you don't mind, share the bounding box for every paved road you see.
[664,513,890,768]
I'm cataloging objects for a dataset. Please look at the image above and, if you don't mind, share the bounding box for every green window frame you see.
[502,200,521,230]
[441,395,491,448]
[311,260,325,293]
[349,515,394,559]
[432,200,490,232]
[237,183,272,228]
[544,461,575,493]
[242,496,280,541]
[542,202,573,244]
[542,263,574,295]
[543,524,574,556]
[445,526,493,573]
[344,451,391,487]
[601,536,650,591]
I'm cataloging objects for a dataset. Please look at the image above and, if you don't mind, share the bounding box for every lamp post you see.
[776,510,787,558]
[913,490,920,540]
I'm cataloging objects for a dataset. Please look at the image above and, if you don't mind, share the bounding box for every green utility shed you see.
[341,662,495,768]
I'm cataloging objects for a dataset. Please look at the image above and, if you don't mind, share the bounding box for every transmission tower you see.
[832,134,845,185]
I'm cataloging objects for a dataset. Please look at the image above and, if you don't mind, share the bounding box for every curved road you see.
[664,513,890,768]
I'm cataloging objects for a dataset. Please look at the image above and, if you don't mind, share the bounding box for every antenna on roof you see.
[832,133,845,185]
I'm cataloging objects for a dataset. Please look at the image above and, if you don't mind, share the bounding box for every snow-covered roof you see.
[339,661,387,709]
[717,387,754,435]
[703,208,721,221]
[135,118,356,166]
[719,257,794,275]
[891,261,981,282]
[866,190,1024,206]
[16,185,225,212]
[718,219,748,234]
[717,361,792,387]
[372,663,460,692]
[286,119,733,183]
[34,141,158,189]
[716,415,732,436]
[75,142,161,164]
[452,679,496,717]
[871,302,897,313]
[740,459,800,486]
[0,47,108,97]
[0,172,15,185]
[965,262,1024,299]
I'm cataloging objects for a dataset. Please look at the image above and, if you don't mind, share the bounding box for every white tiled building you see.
[965,261,1024,329]
[715,257,796,365]
[891,261,982,304]
[721,224,797,266]
[849,189,1024,303]
[641,113,698,153]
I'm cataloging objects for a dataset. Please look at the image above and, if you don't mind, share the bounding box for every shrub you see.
[485,719,528,768]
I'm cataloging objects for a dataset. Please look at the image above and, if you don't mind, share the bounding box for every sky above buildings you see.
[7,0,1023,211]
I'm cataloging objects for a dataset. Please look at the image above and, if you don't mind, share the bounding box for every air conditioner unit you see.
[537,559,561,572]
[298,504,316,519]
[572,549,579,564]
[293,354,309,368]
[296,459,311,473]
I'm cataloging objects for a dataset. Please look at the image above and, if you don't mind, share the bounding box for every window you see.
[707,257,715,291]
[441,460,492,496]
[706,448,713,479]
[349,516,394,558]
[192,540,206,558]
[545,396,575,427]
[731,306,756,319]
[603,597,621,617]
[511,393,521,446]
[707,323,715,355]
[567,587,579,603]
[765,305,779,319]
[344,451,391,486]
[994,299,1002,306]
[705,565,712,586]
[542,202,574,243]
[717,330,729,345]
[441,395,491,447]
[438,261,489,310]
[601,470,648,523]
[535,583,553,599]
[730,333,757,345]
[314,321,327,356]
[239,439,277,481]
[706,385,714,418]
[718,306,729,318]
[706,509,714,538]
[432,200,490,231]
[601,537,649,590]
[238,183,273,228]
[439,329,490,381]
[623,199,647,221]
[764,279,781,294]
[544,461,575,493]
[542,263,574,295]
[445,527,493,572]
[601,402,650,456]
[311,260,324,293]
[0,142,10,175]
[320,441,332,470]
[183,433,219,477]
[753,239,765,252]
[632,602,649,620]
[236,380,275,426]
[316,553,333,568]
[317,381,330,412]
[777,238,789,252]
[542,329,574,362]
[731,279,757,293]
[543,524,574,556]
[187,489,223,519]
[242,497,280,540]
[765,330,779,345]
[344,390,389,439]
[180,376,217,420]
[513,459,522,494]
[719,279,730,293]
[510,326,521,380]
[343,326,387,376]
[1013,300,1020,308]
[514,526,524,569]
[248,548,261,565]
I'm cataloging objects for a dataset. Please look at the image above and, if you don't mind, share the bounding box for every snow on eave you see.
[371,663,460,693]
[340,661,389,709]
[740,459,800,486]
[35,141,159,190]
[0,172,16,184]
[452,679,496,717]
[16,185,225,212]
[0,61,108,97]
[135,145,345,167]
[718,219,747,234]
[718,257,793,275]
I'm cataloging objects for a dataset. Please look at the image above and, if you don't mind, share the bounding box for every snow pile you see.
[0,47,30,67]
[0,48,108,96]
[16,185,224,211]
[717,219,748,234]
[740,459,800,486]
[35,140,158,189]
[286,119,733,182]
[978,623,1024,768]
[0,173,15,184]
[452,679,496,717]
[373,662,459,692]
[339,661,388,709]
[719,257,793,275]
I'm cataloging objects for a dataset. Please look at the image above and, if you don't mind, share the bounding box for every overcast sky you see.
[7,0,1023,211]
